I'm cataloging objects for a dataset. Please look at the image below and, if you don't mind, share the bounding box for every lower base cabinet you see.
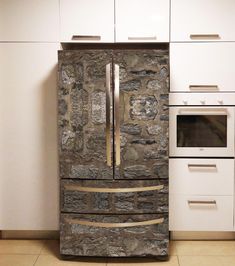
[169,195,234,231]
[60,213,169,257]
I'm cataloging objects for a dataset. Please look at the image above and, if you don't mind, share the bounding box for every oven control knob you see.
[200,100,206,105]
[183,100,188,105]
[218,100,223,105]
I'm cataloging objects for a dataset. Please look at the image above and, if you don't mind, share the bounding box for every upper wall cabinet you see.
[115,0,169,42]
[171,0,235,42]
[0,0,59,42]
[60,0,114,43]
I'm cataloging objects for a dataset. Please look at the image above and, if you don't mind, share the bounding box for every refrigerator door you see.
[58,50,114,180]
[113,50,169,180]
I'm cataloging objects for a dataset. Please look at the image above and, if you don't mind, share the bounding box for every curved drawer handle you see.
[66,218,164,228]
[64,184,164,193]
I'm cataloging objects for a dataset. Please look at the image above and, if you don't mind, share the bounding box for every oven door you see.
[169,106,235,157]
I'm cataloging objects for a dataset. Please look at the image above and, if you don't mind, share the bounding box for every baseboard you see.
[171,231,235,240]
[0,230,59,239]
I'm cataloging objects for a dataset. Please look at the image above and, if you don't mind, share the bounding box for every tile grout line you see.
[33,254,40,266]
[177,255,181,266]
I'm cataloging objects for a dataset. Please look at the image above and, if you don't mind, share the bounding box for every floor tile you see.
[35,255,107,266]
[175,240,235,256]
[107,256,179,266]
[170,241,177,255]
[41,240,60,256]
[0,254,38,266]
[0,240,44,255]
[179,256,235,266]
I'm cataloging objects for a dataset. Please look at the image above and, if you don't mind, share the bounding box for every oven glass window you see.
[177,115,227,147]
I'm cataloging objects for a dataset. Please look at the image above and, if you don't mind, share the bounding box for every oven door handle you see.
[178,108,228,116]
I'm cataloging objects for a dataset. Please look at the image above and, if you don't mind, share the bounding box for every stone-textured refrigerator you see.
[58,48,169,258]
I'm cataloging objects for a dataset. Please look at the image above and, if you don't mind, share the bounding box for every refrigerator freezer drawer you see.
[60,213,169,257]
[61,179,168,214]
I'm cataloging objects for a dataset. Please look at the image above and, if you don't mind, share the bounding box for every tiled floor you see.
[1,240,235,265]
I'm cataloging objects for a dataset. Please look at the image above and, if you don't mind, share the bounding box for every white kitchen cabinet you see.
[0,43,60,230]
[115,0,169,42]
[60,0,114,43]
[169,195,234,231]
[169,159,234,196]
[170,43,235,92]
[171,0,235,42]
[0,0,59,42]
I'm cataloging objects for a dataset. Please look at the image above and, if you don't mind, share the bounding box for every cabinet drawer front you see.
[169,195,233,231]
[116,0,169,42]
[170,43,235,92]
[171,0,235,42]
[60,0,114,42]
[169,159,234,195]
[61,213,168,257]
[61,180,168,214]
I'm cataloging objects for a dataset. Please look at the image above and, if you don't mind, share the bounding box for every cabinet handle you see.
[64,184,164,193]
[72,35,101,41]
[190,34,220,39]
[178,108,227,116]
[66,218,164,228]
[106,64,112,167]
[188,200,216,205]
[189,85,219,91]
[188,164,217,170]
[114,64,120,166]
[128,36,157,41]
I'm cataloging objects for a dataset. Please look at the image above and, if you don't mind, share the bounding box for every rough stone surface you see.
[121,79,141,91]
[91,91,106,124]
[130,95,158,120]
[61,213,169,257]
[121,123,142,135]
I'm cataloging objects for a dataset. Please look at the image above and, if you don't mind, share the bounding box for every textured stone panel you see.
[130,96,158,120]
[124,165,151,179]
[61,64,76,85]
[121,79,141,91]
[121,123,142,135]
[91,91,106,124]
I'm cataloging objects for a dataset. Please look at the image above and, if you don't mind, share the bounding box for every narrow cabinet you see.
[171,0,235,42]
[60,0,114,42]
[0,43,60,229]
[115,0,169,42]
[0,0,59,41]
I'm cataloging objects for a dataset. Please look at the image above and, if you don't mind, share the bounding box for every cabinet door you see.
[170,43,235,92]
[171,0,235,42]
[0,43,60,229]
[113,49,169,180]
[60,0,114,42]
[0,0,59,41]
[116,0,169,42]
[58,50,113,180]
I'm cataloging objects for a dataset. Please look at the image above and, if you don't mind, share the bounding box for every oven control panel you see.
[169,93,235,106]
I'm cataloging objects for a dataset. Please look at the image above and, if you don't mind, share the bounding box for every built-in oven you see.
[169,93,235,157]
